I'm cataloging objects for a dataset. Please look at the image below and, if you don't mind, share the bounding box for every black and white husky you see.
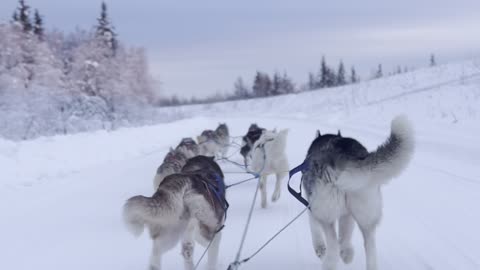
[249,129,289,208]
[215,123,230,157]
[123,156,227,270]
[153,148,188,190]
[240,124,266,166]
[302,116,414,270]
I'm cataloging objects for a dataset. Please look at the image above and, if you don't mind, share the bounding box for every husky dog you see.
[249,129,289,208]
[302,116,414,270]
[153,148,188,190]
[197,130,220,157]
[123,156,227,270]
[176,137,200,158]
[214,123,230,157]
[240,124,266,166]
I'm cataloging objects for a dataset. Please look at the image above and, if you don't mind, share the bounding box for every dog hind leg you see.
[207,231,222,270]
[150,233,180,270]
[338,214,355,264]
[259,175,268,208]
[181,220,196,270]
[321,221,340,270]
[359,225,378,270]
[308,214,326,260]
[272,171,286,202]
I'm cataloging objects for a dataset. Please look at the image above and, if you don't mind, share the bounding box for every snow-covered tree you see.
[430,54,436,67]
[16,0,33,33]
[95,2,117,56]
[33,9,44,40]
[233,77,249,98]
[350,66,358,83]
[336,61,346,86]
[252,71,272,97]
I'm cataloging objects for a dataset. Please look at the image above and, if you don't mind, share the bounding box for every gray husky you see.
[176,137,200,158]
[123,156,227,270]
[153,148,188,190]
[197,130,220,157]
[302,116,414,270]
[215,123,230,157]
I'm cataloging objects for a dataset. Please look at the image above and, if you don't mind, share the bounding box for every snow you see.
[1,60,480,270]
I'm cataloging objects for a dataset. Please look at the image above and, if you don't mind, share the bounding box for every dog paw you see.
[149,265,160,270]
[271,190,280,202]
[261,200,267,209]
[322,259,338,270]
[340,245,354,264]
[181,242,194,260]
[315,244,326,259]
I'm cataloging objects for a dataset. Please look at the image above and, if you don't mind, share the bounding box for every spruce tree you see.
[375,64,383,79]
[17,0,32,32]
[430,54,436,66]
[12,10,19,23]
[336,61,346,86]
[96,2,118,55]
[33,9,44,40]
[319,56,328,88]
[308,72,316,90]
[350,66,358,83]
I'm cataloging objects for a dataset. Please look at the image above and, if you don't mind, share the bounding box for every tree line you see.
[0,0,157,140]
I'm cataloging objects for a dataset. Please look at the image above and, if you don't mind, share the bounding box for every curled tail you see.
[122,192,183,237]
[339,115,415,190]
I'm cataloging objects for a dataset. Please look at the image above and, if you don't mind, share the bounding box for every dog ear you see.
[169,147,174,151]
[208,156,215,160]
[337,130,342,137]
[316,130,321,137]
[273,128,277,133]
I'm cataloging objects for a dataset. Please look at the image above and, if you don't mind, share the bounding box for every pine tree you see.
[308,72,315,90]
[350,66,358,83]
[96,2,118,55]
[430,54,436,66]
[252,71,271,97]
[33,9,44,40]
[272,71,282,95]
[12,10,19,23]
[319,56,328,88]
[336,61,346,86]
[279,72,295,94]
[17,0,32,32]
[374,64,383,79]
[233,77,249,98]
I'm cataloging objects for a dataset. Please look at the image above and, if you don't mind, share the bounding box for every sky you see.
[1,0,479,98]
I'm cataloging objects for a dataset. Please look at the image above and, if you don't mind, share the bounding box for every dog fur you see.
[249,129,289,208]
[176,137,200,158]
[215,123,230,157]
[153,148,188,191]
[197,130,221,157]
[240,124,266,166]
[123,156,227,270]
[302,115,414,270]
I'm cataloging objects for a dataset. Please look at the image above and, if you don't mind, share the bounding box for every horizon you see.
[1,0,479,98]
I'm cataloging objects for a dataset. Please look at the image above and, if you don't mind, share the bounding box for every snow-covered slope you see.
[1,60,479,270]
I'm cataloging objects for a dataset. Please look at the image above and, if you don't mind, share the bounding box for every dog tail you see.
[122,190,184,237]
[338,115,415,190]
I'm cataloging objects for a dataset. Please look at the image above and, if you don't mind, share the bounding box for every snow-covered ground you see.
[1,60,479,270]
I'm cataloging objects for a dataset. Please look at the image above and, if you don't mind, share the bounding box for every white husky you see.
[249,129,289,208]
[301,115,414,270]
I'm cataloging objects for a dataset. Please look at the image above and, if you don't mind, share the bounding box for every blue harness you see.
[204,173,230,224]
[287,159,310,208]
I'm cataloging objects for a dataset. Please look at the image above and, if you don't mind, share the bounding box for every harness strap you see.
[287,160,310,208]
[203,174,230,223]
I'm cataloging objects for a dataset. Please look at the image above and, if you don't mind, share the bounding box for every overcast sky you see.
[1,0,479,98]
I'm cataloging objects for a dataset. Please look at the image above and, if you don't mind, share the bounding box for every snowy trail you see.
[1,115,479,270]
